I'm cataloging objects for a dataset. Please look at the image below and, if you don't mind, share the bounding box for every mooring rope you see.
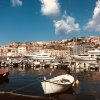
[10,76,44,92]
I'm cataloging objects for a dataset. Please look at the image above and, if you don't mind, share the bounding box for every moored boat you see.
[71,49,100,61]
[89,64,99,71]
[0,69,9,78]
[41,74,74,94]
[71,54,97,61]
[28,51,55,61]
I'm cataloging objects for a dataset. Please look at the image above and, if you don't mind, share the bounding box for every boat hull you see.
[0,69,9,78]
[73,56,96,61]
[41,81,72,94]
[41,74,74,94]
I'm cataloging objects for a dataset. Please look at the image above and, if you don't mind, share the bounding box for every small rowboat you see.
[41,74,74,94]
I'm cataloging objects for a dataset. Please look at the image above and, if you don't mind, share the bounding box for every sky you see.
[0,0,100,45]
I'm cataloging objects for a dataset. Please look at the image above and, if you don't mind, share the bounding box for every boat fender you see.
[73,79,80,87]
[75,79,79,86]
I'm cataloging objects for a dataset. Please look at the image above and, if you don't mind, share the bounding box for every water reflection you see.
[0,77,9,85]
[0,67,100,100]
[73,71,100,100]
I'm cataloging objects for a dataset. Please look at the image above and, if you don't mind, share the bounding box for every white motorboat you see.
[71,54,97,61]
[28,51,55,61]
[71,49,100,61]
[41,74,74,94]
[33,61,41,66]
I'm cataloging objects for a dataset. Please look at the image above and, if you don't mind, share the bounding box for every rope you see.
[10,76,44,92]
[8,73,53,93]
[11,82,36,92]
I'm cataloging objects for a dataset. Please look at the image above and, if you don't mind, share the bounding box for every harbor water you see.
[0,68,67,96]
[0,61,100,100]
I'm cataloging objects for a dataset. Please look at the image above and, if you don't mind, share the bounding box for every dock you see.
[0,92,96,100]
[0,92,78,100]
[0,92,54,100]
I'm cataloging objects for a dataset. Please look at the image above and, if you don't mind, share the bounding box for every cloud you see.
[40,0,60,16]
[53,13,80,35]
[10,0,22,7]
[85,0,100,32]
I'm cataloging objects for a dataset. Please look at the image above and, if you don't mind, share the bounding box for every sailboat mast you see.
[75,37,77,55]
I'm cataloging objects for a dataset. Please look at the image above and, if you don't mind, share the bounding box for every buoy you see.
[75,79,79,86]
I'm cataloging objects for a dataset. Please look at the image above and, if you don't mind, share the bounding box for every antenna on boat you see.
[75,37,77,55]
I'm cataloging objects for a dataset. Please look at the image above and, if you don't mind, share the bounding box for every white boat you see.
[71,54,97,61]
[28,51,55,61]
[41,74,74,94]
[71,49,100,61]
[88,49,100,56]
[33,61,41,66]
[89,63,99,71]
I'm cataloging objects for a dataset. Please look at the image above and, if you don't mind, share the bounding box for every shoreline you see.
[0,91,96,100]
[1,67,100,100]
[0,92,54,100]
[0,91,78,100]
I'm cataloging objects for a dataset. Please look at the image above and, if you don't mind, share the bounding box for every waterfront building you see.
[0,46,11,56]
[17,46,27,56]
[72,40,96,55]
[0,36,100,58]
[7,48,17,57]
[40,49,69,60]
